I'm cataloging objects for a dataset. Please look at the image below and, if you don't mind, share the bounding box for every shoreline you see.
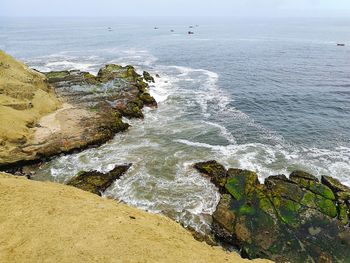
[0,51,157,170]
[1,50,350,262]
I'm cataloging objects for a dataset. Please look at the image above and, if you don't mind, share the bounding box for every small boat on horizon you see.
[337,43,345,46]
[188,31,194,35]
[154,27,159,30]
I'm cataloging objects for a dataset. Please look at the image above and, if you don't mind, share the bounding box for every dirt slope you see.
[0,174,271,263]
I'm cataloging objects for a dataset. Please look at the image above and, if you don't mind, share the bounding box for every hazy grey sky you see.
[2,0,350,17]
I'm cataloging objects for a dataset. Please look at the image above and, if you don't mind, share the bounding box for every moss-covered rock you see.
[194,161,350,263]
[143,71,155,83]
[67,164,131,195]
[113,112,130,132]
[138,93,157,107]
[97,64,140,83]
[194,160,227,188]
[45,70,69,81]
[115,101,144,119]
[290,171,335,200]
[321,175,350,193]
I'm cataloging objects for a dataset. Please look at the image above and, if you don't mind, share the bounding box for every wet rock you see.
[194,160,227,188]
[97,64,140,83]
[138,93,157,107]
[67,164,131,195]
[0,62,157,168]
[143,71,155,83]
[321,175,350,193]
[194,161,350,263]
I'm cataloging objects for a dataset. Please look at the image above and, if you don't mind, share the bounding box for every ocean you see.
[1,17,350,233]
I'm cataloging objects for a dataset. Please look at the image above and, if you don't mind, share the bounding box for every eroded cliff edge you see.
[0,51,156,167]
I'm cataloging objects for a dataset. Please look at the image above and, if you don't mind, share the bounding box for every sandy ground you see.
[31,102,94,143]
[0,173,271,263]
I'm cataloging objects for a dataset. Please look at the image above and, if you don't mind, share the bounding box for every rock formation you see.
[67,164,131,195]
[0,52,157,168]
[194,160,350,263]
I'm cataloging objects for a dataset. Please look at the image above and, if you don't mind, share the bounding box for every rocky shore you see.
[1,51,272,263]
[2,51,349,263]
[0,51,156,168]
[194,160,350,263]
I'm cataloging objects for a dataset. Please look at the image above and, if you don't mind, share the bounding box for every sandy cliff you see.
[0,174,271,263]
[0,51,61,164]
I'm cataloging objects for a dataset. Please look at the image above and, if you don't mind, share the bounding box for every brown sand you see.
[0,174,272,263]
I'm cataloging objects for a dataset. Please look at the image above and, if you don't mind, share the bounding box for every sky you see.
[1,0,350,17]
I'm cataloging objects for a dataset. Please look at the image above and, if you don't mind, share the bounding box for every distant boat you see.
[337,43,345,46]
[170,29,174,32]
[188,31,194,35]
[154,27,159,30]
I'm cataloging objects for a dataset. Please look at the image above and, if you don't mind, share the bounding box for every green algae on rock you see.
[194,161,350,263]
[194,161,227,188]
[67,164,131,195]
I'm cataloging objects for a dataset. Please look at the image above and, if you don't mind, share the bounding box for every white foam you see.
[45,61,96,72]
[106,48,158,67]
[203,121,237,144]
[149,75,173,103]
[27,47,350,235]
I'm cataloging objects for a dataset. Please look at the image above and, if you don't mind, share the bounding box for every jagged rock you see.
[67,164,131,195]
[97,64,140,83]
[138,93,157,107]
[194,160,227,188]
[194,161,350,263]
[143,71,155,83]
[321,175,350,193]
[21,65,155,159]
[0,57,157,168]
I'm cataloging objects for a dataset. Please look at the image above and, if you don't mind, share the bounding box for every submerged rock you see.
[67,164,131,195]
[194,161,350,263]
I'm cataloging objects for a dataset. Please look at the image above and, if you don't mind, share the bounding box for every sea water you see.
[1,17,350,233]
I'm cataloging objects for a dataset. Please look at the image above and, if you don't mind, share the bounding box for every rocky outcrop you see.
[194,161,350,263]
[143,71,155,83]
[0,52,157,168]
[45,64,157,120]
[67,164,131,195]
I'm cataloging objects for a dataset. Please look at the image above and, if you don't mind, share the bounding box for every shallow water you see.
[1,17,350,232]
